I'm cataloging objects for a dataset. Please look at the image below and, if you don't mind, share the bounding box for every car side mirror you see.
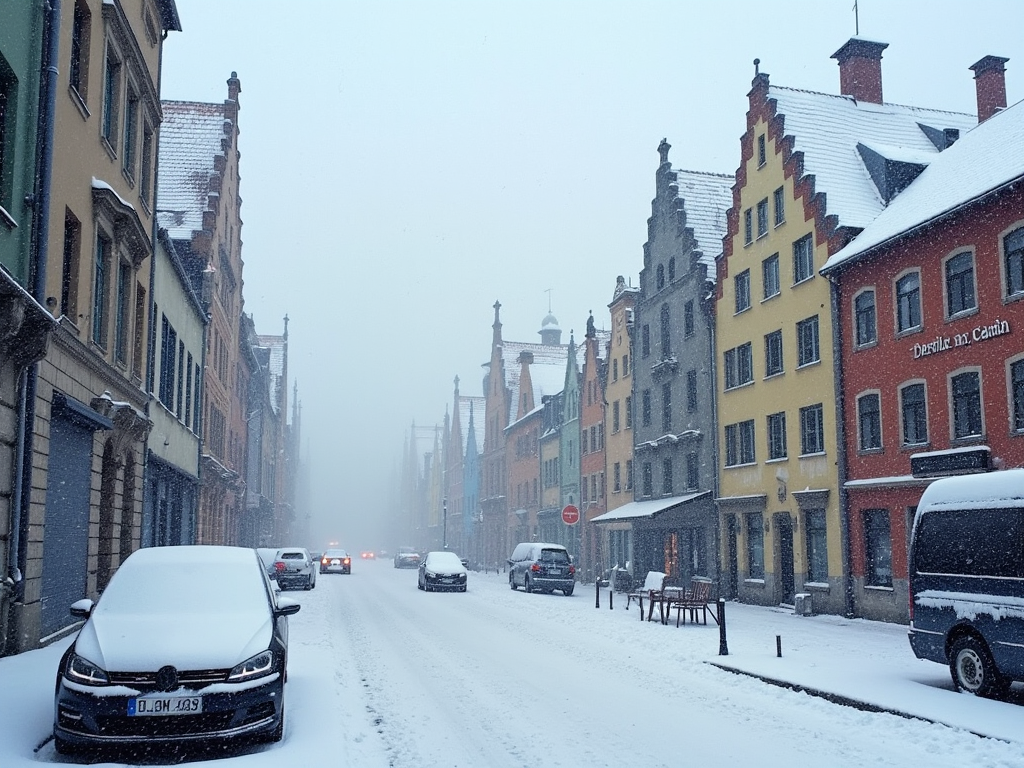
[70,598,94,618]
[275,597,301,617]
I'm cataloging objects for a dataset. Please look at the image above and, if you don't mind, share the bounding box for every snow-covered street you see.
[4,563,1024,767]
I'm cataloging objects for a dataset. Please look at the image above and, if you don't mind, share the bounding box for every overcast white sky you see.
[159,0,1022,548]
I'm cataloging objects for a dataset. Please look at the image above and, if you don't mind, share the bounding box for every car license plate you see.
[440,577,453,583]
[128,696,203,716]
[331,559,340,565]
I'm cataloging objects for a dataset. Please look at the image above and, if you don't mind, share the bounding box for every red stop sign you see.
[561,504,580,525]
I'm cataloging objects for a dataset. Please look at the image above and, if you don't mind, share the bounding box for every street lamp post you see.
[442,497,448,550]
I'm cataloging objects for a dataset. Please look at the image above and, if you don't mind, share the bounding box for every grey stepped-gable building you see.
[621,140,732,588]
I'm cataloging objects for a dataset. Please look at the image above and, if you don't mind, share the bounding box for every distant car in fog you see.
[394,547,420,569]
[320,549,351,574]
[418,551,468,592]
[360,551,375,560]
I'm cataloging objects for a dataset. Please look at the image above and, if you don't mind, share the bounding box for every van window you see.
[539,549,569,565]
[914,508,1024,578]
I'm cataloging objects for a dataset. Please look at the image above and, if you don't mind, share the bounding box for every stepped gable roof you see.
[257,334,286,416]
[823,98,1024,272]
[457,395,485,455]
[667,169,734,271]
[767,85,976,230]
[157,100,232,240]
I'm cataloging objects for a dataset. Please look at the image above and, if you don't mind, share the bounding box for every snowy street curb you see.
[706,661,999,742]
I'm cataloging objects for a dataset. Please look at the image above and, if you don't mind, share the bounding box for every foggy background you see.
[158,0,1023,551]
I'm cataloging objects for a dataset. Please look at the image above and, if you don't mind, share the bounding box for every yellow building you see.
[714,40,975,614]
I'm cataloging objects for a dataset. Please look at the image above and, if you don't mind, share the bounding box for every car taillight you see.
[531,563,541,572]
[568,565,576,575]
[274,562,286,572]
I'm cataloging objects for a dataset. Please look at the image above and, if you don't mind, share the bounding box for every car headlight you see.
[227,650,275,682]
[66,652,109,685]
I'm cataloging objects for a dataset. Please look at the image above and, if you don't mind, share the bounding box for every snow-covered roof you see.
[669,169,733,269]
[157,100,232,240]
[768,86,976,231]
[822,98,1024,272]
[498,340,585,425]
[256,334,286,416]
[591,491,709,523]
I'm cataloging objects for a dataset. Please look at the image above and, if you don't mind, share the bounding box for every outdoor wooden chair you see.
[672,576,714,627]
[625,571,666,622]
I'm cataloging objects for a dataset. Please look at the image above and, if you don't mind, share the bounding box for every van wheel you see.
[950,635,1009,699]
[563,585,574,596]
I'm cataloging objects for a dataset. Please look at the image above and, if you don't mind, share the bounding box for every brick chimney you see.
[831,38,888,104]
[970,55,1009,123]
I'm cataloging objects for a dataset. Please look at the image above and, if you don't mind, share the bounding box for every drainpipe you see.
[5,0,60,657]
[829,276,855,618]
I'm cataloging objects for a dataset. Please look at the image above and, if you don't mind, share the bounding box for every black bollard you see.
[776,634,782,657]
[609,589,613,610]
[718,598,729,656]
[595,579,601,609]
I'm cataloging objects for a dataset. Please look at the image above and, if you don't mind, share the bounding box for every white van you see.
[908,468,1024,698]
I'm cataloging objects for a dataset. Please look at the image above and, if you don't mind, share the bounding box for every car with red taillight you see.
[320,549,352,574]
[507,542,575,596]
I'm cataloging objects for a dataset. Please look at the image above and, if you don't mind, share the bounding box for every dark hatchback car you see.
[508,542,575,596]
[53,546,300,753]
[320,548,352,574]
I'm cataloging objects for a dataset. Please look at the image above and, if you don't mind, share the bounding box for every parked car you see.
[507,542,575,596]
[53,545,300,753]
[320,549,352,574]
[908,469,1024,699]
[273,547,316,590]
[418,551,468,592]
[256,547,279,580]
[394,547,420,569]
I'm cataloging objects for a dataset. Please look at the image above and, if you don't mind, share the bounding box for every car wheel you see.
[563,585,574,596]
[950,635,1009,699]
[524,575,532,593]
[460,585,467,592]
[53,735,77,755]
[510,574,517,590]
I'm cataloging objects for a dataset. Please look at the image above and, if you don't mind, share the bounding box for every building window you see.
[668,257,676,281]
[896,271,922,333]
[799,404,824,455]
[61,211,82,319]
[900,382,928,445]
[773,186,785,226]
[625,395,632,428]
[796,315,820,367]
[70,0,91,99]
[725,420,755,466]
[612,358,618,382]
[747,513,764,579]
[763,254,780,299]
[92,234,111,346]
[684,300,694,337]
[159,315,177,407]
[764,330,783,377]
[114,262,132,364]
[613,462,621,492]
[805,509,828,583]
[582,430,589,455]
[744,208,753,245]
[102,52,121,148]
[686,453,698,490]
[757,133,766,166]
[686,369,697,412]
[1005,227,1024,298]
[656,263,665,290]
[793,234,813,283]
[854,289,877,347]
[622,353,629,377]
[1012,359,1024,432]
[641,389,651,427]
[864,509,892,587]
[767,411,787,460]
[945,251,977,317]
[735,269,751,313]
[951,370,982,439]
[625,459,633,490]
[660,304,671,356]
[662,382,672,432]
[642,462,653,497]
[858,393,882,450]
[662,459,673,494]
[724,342,753,389]
[184,353,193,426]
[123,86,138,178]
[756,198,768,238]
[641,324,650,358]
[612,400,620,433]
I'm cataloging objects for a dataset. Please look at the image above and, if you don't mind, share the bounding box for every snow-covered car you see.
[417,551,468,592]
[273,547,316,590]
[53,545,300,753]
[320,548,352,574]
[394,547,420,569]
[508,542,575,596]
[256,547,279,579]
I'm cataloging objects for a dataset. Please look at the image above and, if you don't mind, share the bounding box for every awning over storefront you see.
[591,491,710,523]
